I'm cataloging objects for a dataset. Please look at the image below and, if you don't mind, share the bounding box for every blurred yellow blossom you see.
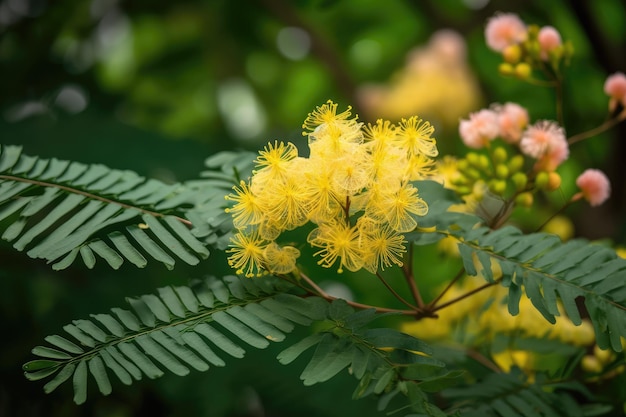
[358,30,482,129]
[540,214,574,241]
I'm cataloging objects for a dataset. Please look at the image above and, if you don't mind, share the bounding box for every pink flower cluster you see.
[485,13,527,52]
[459,102,528,148]
[458,109,499,149]
[485,13,562,61]
[459,103,569,171]
[537,26,562,60]
[519,120,568,171]
[604,72,626,108]
[576,169,611,206]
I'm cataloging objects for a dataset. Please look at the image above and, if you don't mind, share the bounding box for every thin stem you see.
[534,198,576,232]
[431,279,502,314]
[567,111,626,145]
[344,195,351,226]
[375,271,420,311]
[466,348,502,373]
[402,244,425,308]
[0,174,192,226]
[427,267,465,309]
[297,271,418,315]
[555,77,565,126]
[524,77,556,87]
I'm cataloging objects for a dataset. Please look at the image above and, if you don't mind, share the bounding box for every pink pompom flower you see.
[575,169,611,206]
[496,102,529,144]
[459,109,500,149]
[537,26,562,60]
[485,13,527,52]
[520,120,569,170]
[604,72,626,106]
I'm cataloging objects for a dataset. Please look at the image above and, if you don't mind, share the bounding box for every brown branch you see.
[427,266,465,309]
[466,348,502,373]
[431,278,502,314]
[402,244,425,308]
[375,271,419,311]
[298,271,421,316]
[567,110,626,145]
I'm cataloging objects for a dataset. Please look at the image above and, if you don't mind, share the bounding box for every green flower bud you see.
[495,164,509,179]
[498,62,515,76]
[492,147,508,164]
[450,175,468,186]
[466,168,482,180]
[515,63,532,79]
[503,45,522,64]
[535,171,550,190]
[511,172,528,191]
[455,186,471,195]
[508,155,525,173]
[546,172,562,191]
[515,192,534,207]
[478,154,490,171]
[466,152,480,167]
[489,179,507,195]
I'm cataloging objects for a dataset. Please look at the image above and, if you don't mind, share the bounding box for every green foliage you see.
[24,273,452,413]
[0,144,240,270]
[447,223,626,351]
[278,300,452,416]
[443,370,613,417]
[23,274,320,404]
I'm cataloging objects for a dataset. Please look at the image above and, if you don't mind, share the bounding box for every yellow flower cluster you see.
[225,101,438,277]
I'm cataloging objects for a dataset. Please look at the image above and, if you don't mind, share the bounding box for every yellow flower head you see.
[309,221,364,273]
[264,242,301,274]
[225,180,264,230]
[302,100,356,133]
[361,225,407,273]
[226,230,268,277]
[396,116,438,158]
[253,140,298,184]
[225,101,438,276]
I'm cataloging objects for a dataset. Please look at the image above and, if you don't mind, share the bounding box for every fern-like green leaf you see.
[0,145,244,270]
[443,370,612,417]
[277,299,450,415]
[444,221,626,351]
[23,275,323,404]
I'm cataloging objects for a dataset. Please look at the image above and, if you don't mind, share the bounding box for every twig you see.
[431,278,502,314]
[297,271,421,316]
[466,348,502,373]
[567,111,626,145]
[427,267,465,309]
[402,244,425,308]
[375,271,420,311]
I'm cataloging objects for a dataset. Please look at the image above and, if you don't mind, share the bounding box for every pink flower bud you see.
[459,109,500,149]
[485,13,527,52]
[496,102,529,143]
[604,72,626,106]
[576,169,611,206]
[520,120,569,170]
[537,26,562,60]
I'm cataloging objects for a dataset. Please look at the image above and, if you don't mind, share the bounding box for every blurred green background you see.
[1,0,626,416]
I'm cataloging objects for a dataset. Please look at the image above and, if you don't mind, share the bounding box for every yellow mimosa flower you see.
[226,230,268,277]
[225,180,264,230]
[309,221,364,273]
